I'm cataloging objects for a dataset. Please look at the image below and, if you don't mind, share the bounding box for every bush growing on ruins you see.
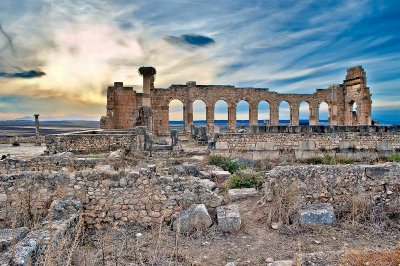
[208,155,244,173]
[307,154,357,165]
[384,153,400,163]
[226,171,264,189]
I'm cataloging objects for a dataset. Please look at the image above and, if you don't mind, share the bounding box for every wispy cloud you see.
[0,0,398,121]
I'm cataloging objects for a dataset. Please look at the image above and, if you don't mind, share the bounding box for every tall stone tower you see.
[343,66,372,125]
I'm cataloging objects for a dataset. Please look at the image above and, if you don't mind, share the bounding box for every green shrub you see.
[208,155,244,173]
[307,154,358,165]
[226,171,264,189]
[385,153,400,162]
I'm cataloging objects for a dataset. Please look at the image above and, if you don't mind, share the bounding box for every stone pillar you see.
[249,103,258,126]
[228,103,236,132]
[34,114,41,146]
[291,106,299,126]
[270,104,279,126]
[142,75,151,107]
[138,67,156,131]
[309,104,319,125]
[184,101,193,133]
[206,104,214,133]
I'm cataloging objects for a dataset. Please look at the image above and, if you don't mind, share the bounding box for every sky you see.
[0,0,399,122]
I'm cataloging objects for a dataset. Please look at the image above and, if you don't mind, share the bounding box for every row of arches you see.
[168,99,336,129]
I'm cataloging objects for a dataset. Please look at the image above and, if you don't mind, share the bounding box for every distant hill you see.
[13,115,101,122]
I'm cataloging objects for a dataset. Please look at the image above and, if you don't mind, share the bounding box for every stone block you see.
[0,227,29,251]
[197,179,217,191]
[299,203,336,225]
[255,142,274,151]
[182,163,200,176]
[267,260,294,266]
[199,171,211,179]
[228,188,258,201]
[173,204,212,233]
[217,205,241,232]
[339,141,353,150]
[377,141,392,151]
[298,141,315,151]
[211,170,231,181]
[215,141,228,150]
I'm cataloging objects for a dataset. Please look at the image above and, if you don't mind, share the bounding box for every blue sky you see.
[0,0,399,122]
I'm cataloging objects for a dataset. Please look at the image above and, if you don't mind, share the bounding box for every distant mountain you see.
[13,115,101,121]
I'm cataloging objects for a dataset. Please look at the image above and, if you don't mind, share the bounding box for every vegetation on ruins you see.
[307,154,358,165]
[225,171,264,190]
[208,155,244,173]
[383,153,400,163]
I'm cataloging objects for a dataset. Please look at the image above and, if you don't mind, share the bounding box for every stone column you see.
[249,103,258,126]
[206,104,214,133]
[34,114,41,146]
[184,101,193,133]
[228,103,236,132]
[269,104,279,126]
[291,105,299,126]
[142,75,152,107]
[309,104,319,125]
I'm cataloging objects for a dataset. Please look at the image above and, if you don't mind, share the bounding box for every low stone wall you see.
[0,156,101,174]
[262,163,400,212]
[45,130,136,154]
[212,126,400,160]
[0,136,46,144]
[0,169,222,227]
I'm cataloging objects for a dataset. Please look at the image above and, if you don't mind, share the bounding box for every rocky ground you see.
[1,137,400,265]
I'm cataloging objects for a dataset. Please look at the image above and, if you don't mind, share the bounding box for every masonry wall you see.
[0,136,46,144]
[0,169,222,227]
[263,163,400,213]
[212,125,400,160]
[0,156,100,174]
[45,130,136,154]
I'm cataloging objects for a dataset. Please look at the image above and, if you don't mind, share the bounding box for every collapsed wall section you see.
[45,130,136,154]
[262,163,400,215]
[0,169,222,227]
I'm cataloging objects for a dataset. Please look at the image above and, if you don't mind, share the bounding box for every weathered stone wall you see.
[0,156,100,174]
[263,163,400,213]
[45,130,136,154]
[212,125,400,160]
[0,136,46,144]
[100,65,373,135]
[0,169,222,227]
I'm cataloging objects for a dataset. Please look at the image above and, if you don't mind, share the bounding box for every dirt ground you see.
[80,196,400,265]
[0,143,46,159]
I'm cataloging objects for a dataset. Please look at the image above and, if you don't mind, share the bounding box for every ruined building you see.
[100,66,372,135]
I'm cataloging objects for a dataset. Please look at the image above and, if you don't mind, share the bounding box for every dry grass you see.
[263,179,303,227]
[342,245,400,265]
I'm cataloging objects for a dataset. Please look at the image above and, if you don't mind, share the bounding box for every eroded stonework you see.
[100,66,372,135]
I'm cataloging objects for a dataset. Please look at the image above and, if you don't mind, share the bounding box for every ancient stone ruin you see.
[100,66,372,134]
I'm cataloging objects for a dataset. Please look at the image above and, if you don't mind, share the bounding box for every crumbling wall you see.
[0,169,222,228]
[45,130,136,154]
[212,125,400,160]
[262,163,400,214]
[0,136,46,144]
[0,156,100,174]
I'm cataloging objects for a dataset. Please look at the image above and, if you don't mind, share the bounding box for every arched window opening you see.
[258,101,270,125]
[169,99,184,132]
[279,101,290,125]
